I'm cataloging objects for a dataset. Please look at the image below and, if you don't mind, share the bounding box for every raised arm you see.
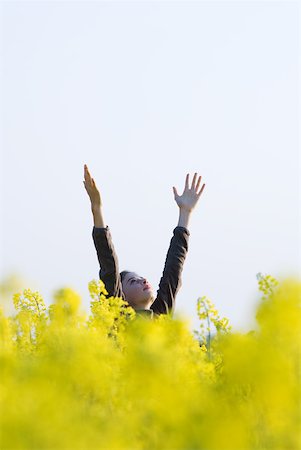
[151,173,205,316]
[83,164,124,299]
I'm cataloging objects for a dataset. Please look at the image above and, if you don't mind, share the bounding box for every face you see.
[122,272,154,310]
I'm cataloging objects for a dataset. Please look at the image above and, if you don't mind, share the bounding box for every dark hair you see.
[120,270,132,284]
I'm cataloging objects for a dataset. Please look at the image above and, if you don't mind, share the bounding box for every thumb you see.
[173,186,178,197]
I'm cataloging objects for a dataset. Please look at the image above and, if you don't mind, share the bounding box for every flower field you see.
[0,274,300,449]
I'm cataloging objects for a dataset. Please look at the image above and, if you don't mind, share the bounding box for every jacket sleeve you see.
[150,226,190,316]
[92,226,124,299]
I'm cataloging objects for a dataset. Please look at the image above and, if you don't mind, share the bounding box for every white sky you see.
[1,0,300,333]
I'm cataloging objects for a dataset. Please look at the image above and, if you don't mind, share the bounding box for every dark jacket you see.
[92,226,190,317]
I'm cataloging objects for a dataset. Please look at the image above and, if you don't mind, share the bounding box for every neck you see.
[129,299,153,310]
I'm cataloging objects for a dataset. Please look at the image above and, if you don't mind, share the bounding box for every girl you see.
[83,165,205,318]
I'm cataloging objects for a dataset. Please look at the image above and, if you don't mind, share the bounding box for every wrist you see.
[179,206,192,214]
[91,205,105,228]
[91,204,102,213]
[178,208,191,228]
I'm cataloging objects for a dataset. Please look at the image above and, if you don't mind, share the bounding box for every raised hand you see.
[83,164,102,208]
[173,173,205,213]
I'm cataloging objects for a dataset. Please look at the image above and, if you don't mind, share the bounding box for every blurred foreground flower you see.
[0,274,300,449]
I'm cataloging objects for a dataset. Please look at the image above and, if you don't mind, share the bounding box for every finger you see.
[192,173,197,190]
[197,183,206,197]
[83,181,89,191]
[84,166,92,183]
[92,178,99,190]
[195,175,202,192]
[173,186,178,197]
[185,174,189,190]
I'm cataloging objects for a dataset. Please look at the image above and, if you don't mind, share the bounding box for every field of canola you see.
[0,274,300,450]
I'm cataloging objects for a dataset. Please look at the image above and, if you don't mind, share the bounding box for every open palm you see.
[173,173,205,212]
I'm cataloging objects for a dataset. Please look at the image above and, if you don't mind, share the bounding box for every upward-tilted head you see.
[120,271,154,310]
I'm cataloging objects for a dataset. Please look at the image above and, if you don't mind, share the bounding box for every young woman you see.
[83,164,205,318]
